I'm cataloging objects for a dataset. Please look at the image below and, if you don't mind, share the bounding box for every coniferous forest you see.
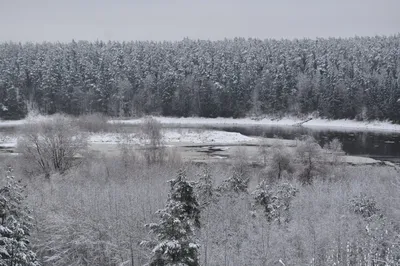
[0,35,399,121]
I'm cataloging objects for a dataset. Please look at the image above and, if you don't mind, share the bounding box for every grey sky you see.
[0,0,399,42]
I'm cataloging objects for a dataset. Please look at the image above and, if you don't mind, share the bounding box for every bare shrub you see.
[165,147,183,167]
[17,114,87,178]
[323,138,343,153]
[118,130,137,169]
[139,117,165,164]
[258,139,269,166]
[323,138,345,172]
[139,117,163,147]
[266,143,294,181]
[295,136,325,184]
[76,113,113,133]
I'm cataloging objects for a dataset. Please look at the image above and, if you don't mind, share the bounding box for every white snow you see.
[88,129,257,145]
[111,116,299,128]
[163,129,256,144]
[0,114,51,128]
[342,156,381,165]
[88,133,137,145]
[2,115,400,133]
[111,116,400,133]
[0,120,26,127]
[0,129,256,150]
[303,118,400,133]
[0,135,17,148]
[189,243,199,249]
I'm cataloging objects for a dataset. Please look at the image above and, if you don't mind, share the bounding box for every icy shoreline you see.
[0,128,259,148]
[112,116,400,133]
[2,115,400,133]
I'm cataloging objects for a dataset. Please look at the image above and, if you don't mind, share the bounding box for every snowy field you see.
[89,128,258,145]
[0,128,259,148]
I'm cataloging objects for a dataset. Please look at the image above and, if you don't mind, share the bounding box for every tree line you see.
[0,35,399,120]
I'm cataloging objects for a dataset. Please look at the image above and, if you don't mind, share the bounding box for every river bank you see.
[2,115,400,133]
[111,116,400,133]
[0,127,393,168]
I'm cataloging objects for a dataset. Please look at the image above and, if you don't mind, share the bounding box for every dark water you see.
[209,126,400,163]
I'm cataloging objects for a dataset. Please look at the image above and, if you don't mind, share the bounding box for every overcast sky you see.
[0,0,399,42]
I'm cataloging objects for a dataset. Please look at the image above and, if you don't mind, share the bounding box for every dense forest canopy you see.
[0,35,399,120]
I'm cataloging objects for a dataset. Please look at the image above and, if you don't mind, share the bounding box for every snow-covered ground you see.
[0,114,49,128]
[0,135,17,148]
[1,129,258,148]
[303,118,400,132]
[89,129,258,145]
[2,115,400,133]
[111,116,400,133]
[0,120,26,127]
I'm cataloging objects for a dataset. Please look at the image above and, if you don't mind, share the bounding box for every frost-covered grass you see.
[13,156,400,266]
[3,122,400,265]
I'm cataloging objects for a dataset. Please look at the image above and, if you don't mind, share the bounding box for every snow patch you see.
[0,135,17,148]
[89,129,257,145]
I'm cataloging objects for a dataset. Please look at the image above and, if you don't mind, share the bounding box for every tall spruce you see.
[144,170,201,266]
[0,168,39,266]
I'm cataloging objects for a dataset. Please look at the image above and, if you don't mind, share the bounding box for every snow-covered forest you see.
[1,35,400,120]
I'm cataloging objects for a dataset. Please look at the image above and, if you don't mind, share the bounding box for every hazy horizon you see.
[0,0,399,43]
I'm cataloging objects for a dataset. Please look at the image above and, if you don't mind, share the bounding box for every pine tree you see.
[0,168,40,266]
[143,170,201,266]
[252,181,298,224]
[218,161,249,194]
[196,167,213,208]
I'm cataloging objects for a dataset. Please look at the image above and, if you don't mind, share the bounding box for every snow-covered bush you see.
[252,181,298,224]
[139,117,165,164]
[218,148,250,194]
[350,193,380,219]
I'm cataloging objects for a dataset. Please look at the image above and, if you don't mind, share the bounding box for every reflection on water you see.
[214,126,400,161]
